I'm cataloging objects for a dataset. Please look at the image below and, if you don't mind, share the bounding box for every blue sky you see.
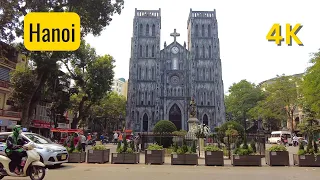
[85,0,320,93]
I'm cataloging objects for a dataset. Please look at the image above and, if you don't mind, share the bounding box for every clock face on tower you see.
[171,46,179,54]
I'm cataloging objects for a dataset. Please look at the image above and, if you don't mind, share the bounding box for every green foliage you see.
[153,120,177,134]
[172,130,187,136]
[116,141,121,152]
[225,80,264,122]
[153,120,177,148]
[0,0,124,43]
[191,140,197,153]
[9,65,37,110]
[250,141,256,153]
[123,138,128,153]
[68,137,75,153]
[147,144,163,150]
[172,142,178,152]
[302,50,320,117]
[268,144,287,152]
[298,149,306,155]
[253,74,301,131]
[76,141,82,152]
[299,142,304,150]
[233,145,254,155]
[91,145,107,150]
[130,140,135,150]
[204,145,221,152]
[181,140,188,153]
[218,121,244,136]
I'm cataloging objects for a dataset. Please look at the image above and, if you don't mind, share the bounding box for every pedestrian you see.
[113,132,119,144]
[80,133,87,152]
[134,133,141,152]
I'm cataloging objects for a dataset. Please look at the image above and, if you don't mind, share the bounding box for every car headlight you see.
[45,148,54,152]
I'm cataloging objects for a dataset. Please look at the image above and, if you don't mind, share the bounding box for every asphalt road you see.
[4,163,320,180]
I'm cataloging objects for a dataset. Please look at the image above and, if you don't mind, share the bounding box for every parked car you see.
[268,131,293,145]
[0,132,68,166]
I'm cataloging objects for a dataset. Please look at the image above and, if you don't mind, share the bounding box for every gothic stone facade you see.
[126,8,226,132]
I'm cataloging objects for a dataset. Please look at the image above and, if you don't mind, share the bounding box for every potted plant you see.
[171,140,198,165]
[145,144,165,164]
[265,144,289,166]
[204,145,224,166]
[293,141,320,166]
[111,139,140,164]
[68,141,86,163]
[232,142,261,166]
[87,145,110,163]
[293,116,320,167]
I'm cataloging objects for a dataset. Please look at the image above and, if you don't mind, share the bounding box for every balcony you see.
[0,80,10,89]
[0,109,21,118]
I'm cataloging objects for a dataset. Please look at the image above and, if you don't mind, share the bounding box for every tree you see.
[302,50,320,118]
[225,80,264,123]
[257,75,300,132]
[91,92,126,132]
[65,41,115,129]
[2,0,124,128]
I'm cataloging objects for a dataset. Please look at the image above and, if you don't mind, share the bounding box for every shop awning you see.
[50,128,83,133]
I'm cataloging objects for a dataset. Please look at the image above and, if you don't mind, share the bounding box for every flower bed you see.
[204,145,224,166]
[265,145,289,166]
[293,142,320,167]
[145,144,165,165]
[66,135,85,163]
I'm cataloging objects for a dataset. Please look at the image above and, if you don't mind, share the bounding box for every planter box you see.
[145,150,165,164]
[293,154,320,167]
[265,151,289,166]
[68,152,86,163]
[205,151,224,166]
[231,155,261,166]
[111,153,140,164]
[171,154,198,165]
[87,149,110,163]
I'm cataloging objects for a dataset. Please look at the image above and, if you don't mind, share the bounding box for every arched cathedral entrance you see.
[169,104,182,130]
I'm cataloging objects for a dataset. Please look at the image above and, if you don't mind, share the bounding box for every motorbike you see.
[87,139,96,146]
[0,142,46,180]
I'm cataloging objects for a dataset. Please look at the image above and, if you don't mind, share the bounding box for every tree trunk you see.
[21,72,47,128]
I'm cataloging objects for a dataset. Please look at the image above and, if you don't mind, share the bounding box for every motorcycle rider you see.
[5,125,27,175]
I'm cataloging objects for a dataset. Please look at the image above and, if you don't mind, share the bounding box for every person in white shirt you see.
[80,134,87,151]
[113,132,119,144]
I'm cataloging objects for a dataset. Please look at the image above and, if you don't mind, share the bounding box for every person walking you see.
[134,133,141,152]
[80,133,87,152]
[113,132,119,144]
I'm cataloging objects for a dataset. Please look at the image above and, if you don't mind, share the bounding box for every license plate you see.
[61,154,67,160]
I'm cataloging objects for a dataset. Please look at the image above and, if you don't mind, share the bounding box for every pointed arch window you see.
[152,24,155,36]
[139,45,142,57]
[143,114,148,132]
[195,25,198,37]
[203,114,209,126]
[209,46,212,58]
[146,24,149,36]
[202,24,205,36]
[208,25,211,37]
[146,45,149,57]
[152,45,155,57]
[139,24,143,36]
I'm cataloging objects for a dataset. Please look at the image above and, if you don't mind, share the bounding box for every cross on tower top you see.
[170,29,180,42]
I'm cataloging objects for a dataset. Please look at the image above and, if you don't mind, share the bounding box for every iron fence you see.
[140,132,269,159]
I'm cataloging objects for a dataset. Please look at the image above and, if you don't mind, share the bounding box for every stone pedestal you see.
[186,117,199,140]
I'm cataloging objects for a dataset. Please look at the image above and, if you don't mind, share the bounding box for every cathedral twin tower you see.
[126,8,226,132]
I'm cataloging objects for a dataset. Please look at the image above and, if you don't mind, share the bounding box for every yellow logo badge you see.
[24,12,80,51]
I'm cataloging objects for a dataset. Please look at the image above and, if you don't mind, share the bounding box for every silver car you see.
[0,132,68,166]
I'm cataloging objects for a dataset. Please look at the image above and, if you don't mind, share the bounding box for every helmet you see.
[13,125,22,136]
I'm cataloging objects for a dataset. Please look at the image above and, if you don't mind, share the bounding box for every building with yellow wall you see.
[112,78,128,99]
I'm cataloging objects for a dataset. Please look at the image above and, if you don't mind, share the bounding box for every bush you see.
[250,141,256,153]
[217,121,244,143]
[91,145,107,150]
[204,145,221,152]
[268,144,287,151]
[299,142,304,150]
[68,137,75,153]
[153,120,177,148]
[147,144,163,150]
[191,140,197,153]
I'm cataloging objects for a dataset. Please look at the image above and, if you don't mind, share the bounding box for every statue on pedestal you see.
[189,97,197,118]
